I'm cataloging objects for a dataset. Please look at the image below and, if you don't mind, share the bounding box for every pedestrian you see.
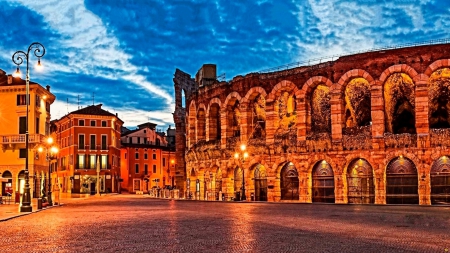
[53,181,61,205]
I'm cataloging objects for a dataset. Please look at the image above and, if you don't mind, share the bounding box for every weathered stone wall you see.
[174,43,450,205]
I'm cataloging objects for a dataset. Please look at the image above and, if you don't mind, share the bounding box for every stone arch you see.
[207,99,222,141]
[196,104,207,142]
[302,76,333,135]
[428,68,450,129]
[385,156,419,204]
[383,72,416,134]
[430,155,450,205]
[279,161,299,200]
[336,71,373,129]
[424,59,450,77]
[345,158,375,204]
[188,100,197,147]
[224,92,242,139]
[267,80,299,101]
[311,160,335,203]
[242,87,267,140]
[379,64,419,84]
[251,163,268,201]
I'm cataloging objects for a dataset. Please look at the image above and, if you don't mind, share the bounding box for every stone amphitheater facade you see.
[173,43,450,205]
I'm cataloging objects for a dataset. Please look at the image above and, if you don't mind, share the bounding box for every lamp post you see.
[12,42,46,212]
[234,144,249,201]
[38,137,58,206]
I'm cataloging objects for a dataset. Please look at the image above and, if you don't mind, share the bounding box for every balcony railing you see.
[0,134,44,144]
[430,128,450,147]
[384,132,417,148]
[342,126,372,150]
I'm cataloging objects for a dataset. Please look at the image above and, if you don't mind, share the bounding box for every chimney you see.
[7,75,12,84]
[46,85,50,92]
[96,104,103,108]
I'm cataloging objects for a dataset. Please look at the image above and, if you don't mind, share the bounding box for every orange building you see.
[53,104,123,195]
[0,70,55,200]
[120,123,176,193]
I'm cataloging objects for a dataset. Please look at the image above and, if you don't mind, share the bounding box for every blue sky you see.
[1,0,450,130]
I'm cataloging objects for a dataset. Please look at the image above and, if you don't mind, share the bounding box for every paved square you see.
[1,195,449,252]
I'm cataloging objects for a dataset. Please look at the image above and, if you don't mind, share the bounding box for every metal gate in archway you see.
[280,162,299,200]
[312,160,335,203]
[347,159,375,204]
[386,157,418,204]
[254,164,267,201]
[431,156,450,205]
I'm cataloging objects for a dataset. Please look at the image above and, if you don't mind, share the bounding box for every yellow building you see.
[0,69,55,201]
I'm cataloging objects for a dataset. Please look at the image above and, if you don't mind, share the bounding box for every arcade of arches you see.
[173,44,450,205]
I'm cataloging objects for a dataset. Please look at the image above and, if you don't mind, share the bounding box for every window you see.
[101,135,107,150]
[144,164,148,174]
[124,153,127,159]
[153,153,157,160]
[101,155,107,169]
[78,134,85,150]
[45,101,50,112]
[78,154,85,169]
[90,155,96,169]
[16,94,29,105]
[91,120,96,127]
[152,165,157,173]
[19,149,26,158]
[79,119,85,126]
[135,152,139,160]
[19,117,26,134]
[156,138,160,146]
[90,135,96,150]
[137,137,140,144]
[135,164,139,174]
[35,95,40,107]
[36,117,39,134]
[102,121,107,127]
[163,158,166,166]
[144,153,148,160]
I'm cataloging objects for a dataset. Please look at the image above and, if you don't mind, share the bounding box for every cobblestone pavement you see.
[1,195,449,253]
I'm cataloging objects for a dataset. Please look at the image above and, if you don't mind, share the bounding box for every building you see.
[0,69,56,200]
[53,104,123,195]
[120,122,176,194]
[173,42,450,204]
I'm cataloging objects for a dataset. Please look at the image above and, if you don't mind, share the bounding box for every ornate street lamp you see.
[234,144,249,201]
[38,137,58,206]
[12,42,46,212]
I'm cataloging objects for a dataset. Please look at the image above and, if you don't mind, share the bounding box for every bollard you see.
[37,198,42,210]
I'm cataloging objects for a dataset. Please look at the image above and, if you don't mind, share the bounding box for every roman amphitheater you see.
[173,41,450,205]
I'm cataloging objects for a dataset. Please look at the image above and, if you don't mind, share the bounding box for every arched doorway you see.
[234,167,243,200]
[215,168,222,200]
[280,162,299,200]
[386,156,418,204]
[431,156,450,205]
[312,160,335,203]
[347,159,375,204]
[1,170,12,196]
[254,164,267,201]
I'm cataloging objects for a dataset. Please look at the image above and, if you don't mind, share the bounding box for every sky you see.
[1,0,450,131]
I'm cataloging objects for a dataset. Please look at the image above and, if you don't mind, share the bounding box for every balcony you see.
[0,134,44,145]
[430,128,450,147]
[342,126,372,151]
[384,132,417,148]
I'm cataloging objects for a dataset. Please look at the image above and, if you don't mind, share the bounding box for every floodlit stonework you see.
[173,43,450,205]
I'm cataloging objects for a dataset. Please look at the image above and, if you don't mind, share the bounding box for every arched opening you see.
[429,68,450,129]
[386,156,418,204]
[344,78,371,128]
[311,85,331,133]
[215,168,222,200]
[181,89,186,108]
[248,94,266,140]
[188,103,196,146]
[384,73,416,134]
[208,103,221,141]
[197,108,206,142]
[234,167,243,201]
[280,162,299,200]
[312,160,335,203]
[430,156,450,205]
[226,99,240,140]
[254,164,267,201]
[1,170,12,197]
[347,158,374,204]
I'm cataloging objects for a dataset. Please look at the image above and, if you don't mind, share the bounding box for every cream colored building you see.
[0,69,56,201]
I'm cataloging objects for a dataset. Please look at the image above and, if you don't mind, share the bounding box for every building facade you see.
[174,43,450,205]
[0,70,56,200]
[53,104,123,194]
[120,123,176,194]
